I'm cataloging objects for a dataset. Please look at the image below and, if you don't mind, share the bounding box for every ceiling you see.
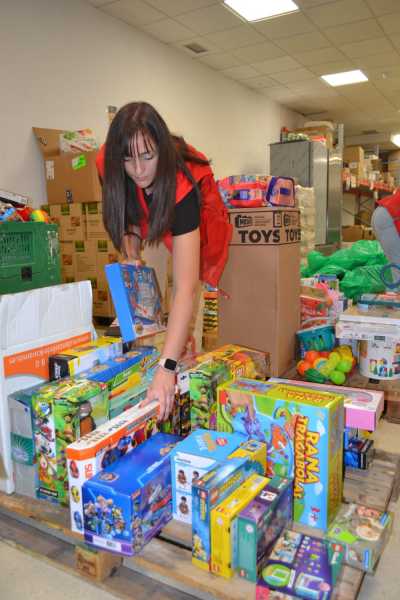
[86,0,400,149]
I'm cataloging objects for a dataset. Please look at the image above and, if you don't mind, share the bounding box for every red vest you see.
[96,144,232,287]
[378,189,400,234]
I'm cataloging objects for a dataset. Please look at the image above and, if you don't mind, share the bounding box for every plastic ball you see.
[320,351,331,358]
[297,360,312,376]
[31,209,48,222]
[328,352,341,367]
[329,370,346,385]
[336,359,353,374]
[313,357,327,371]
[304,350,320,364]
[337,345,353,358]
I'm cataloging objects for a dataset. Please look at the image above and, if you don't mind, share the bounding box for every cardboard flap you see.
[32,127,65,158]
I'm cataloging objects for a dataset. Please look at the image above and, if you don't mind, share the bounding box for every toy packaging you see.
[218,379,344,530]
[83,432,180,555]
[109,381,148,420]
[49,336,123,380]
[66,401,159,534]
[325,503,393,573]
[170,429,245,524]
[161,361,193,437]
[343,428,374,470]
[190,344,269,430]
[236,477,293,583]
[192,457,255,571]
[210,473,269,578]
[269,378,384,431]
[256,530,345,600]
[358,292,400,310]
[105,263,165,343]
[33,378,109,505]
[229,439,266,476]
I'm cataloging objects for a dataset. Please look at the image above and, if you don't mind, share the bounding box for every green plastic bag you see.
[340,265,387,301]
[307,251,328,275]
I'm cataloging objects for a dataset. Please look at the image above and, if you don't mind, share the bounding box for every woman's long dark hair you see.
[102,101,209,251]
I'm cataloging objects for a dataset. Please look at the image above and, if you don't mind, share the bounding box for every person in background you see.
[96,101,232,420]
[372,189,400,276]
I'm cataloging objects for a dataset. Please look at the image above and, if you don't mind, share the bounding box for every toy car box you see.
[218,379,344,531]
[256,529,345,600]
[66,400,159,534]
[236,477,293,583]
[269,378,384,431]
[190,344,269,430]
[325,503,393,573]
[49,336,123,380]
[210,473,269,578]
[169,429,245,523]
[83,432,180,555]
[33,377,109,505]
[192,456,255,572]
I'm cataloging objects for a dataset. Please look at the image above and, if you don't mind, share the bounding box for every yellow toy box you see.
[211,473,269,578]
[228,439,266,476]
[49,336,123,380]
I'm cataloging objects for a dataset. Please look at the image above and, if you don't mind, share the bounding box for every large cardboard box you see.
[343,146,364,164]
[85,202,108,239]
[33,127,101,205]
[218,208,300,376]
[49,203,87,241]
[342,225,364,242]
[73,240,97,281]
[60,241,75,283]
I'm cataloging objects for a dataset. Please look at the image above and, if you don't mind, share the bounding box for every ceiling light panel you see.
[321,69,368,86]
[223,0,299,22]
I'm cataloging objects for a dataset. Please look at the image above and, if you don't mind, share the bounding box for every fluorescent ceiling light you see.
[321,69,368,87]
[391,134,400,147]
[223,0,299,22]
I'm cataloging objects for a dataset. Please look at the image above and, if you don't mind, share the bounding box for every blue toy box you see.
[169,429,245,523]
[192,457,254,571]
[82,432,180,555]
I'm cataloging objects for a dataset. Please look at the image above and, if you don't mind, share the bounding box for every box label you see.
[72,154,87,170]
[229,210,300,246]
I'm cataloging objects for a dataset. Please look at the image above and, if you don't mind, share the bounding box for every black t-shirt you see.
[144,187,200,236]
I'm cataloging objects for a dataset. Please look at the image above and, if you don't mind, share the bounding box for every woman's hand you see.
[142,366,176,421]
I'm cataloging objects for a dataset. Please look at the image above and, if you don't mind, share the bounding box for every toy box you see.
[105,263,165,343]
[325,503,393,573]
[33,378,109,505]
[218,379,344,530]
[109,381,148,420]
[229,439,267,476]
[66,400,159,534]
[256,530,345,600]
[170,429,245,523]
[343,428,374,470]
[49,336,123,380]
[190,344,269,430]
[192,457,255,571]
[210,473,269,578]
[83,432,180,555]
[236,477,293,583]
[269,378,384,431]
[161,360,194,437]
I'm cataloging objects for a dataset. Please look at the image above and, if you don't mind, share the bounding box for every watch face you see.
[164,358,177,371]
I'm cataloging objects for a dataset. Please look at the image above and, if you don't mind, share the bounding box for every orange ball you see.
[304,350,320,364]
[320,351,330,358]
[297,360,312,376]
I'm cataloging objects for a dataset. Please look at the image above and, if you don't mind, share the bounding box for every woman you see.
[96,101,232,420]
[371,189,400,278]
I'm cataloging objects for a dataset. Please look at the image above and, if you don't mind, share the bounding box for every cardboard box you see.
[60,241,74,282]
[72,240,97,281]
[33,127,101,205]
[94,239,121,287]
[75,545,122,581]
[92,288,116,318]
[342,225,364,242]
[363,227,375,240]
[85,202,108,239]
[49,204,86,241]
[218,208,300,376]
[344,146,364,164]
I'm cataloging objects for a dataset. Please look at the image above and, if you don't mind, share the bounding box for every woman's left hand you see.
[142,367,176,421]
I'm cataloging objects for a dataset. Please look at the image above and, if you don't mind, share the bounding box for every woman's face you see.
[124,131,158,191]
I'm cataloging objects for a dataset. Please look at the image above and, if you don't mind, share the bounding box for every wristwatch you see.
[158,358,178,373]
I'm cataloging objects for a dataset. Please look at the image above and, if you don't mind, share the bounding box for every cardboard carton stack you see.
[33,127,118,318]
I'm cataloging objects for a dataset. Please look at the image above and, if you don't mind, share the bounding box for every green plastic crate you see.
[0,222,61,294]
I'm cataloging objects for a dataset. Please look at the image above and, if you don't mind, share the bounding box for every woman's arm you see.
[121,225,143,263]
[144,228,200,419]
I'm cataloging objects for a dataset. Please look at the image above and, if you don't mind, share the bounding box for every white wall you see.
[1,0,301,207]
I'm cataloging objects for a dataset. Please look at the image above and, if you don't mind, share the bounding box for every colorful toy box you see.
[210,473,269,578]
[33,378,109,505]
[343,428,374,470]
[325,503,393,573]
[190,344,269,430]
[161,360,194,437]
[169,429,245,524]
[49,336,123,380]
[218,379,344,530]
[236,477,293,583]
[66,401,159,534]
[192,457,255,571]
[83,432,180,555]
[256,530,345,600]
[109,381,148,420]
[269,378,384,431]
[229,439,267,476]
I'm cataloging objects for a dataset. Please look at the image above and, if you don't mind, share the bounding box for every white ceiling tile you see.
[145,0,218,18]
[245,75,282,89]
[172,36,220,56]
[203,25,265,51]
[297,0,338,6]
[86,0,116,6]
[174,5,242,35]
[142,18,195,43]
[233,42,286,64]
[262,87,297,101]
[270,68,317,84]
[354,51,400,69]
[335,82,383,100]
[252,12,316,39]
[275,31,331,53]
[296,46,346,67]
[323,19,382,45]
[306,0,373,28]
[101,0,165,26]
[341,37,393,58]
[390,34,400,50]
[251,56,302,75]
[366,0,400,16]
[198,52,242,70]
[286,79,338,94]
[378,13,400,35]
[309,60,357,76]
[221,65,260,80]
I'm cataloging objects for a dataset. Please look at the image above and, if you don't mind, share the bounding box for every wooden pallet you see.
[0,491,366,600]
